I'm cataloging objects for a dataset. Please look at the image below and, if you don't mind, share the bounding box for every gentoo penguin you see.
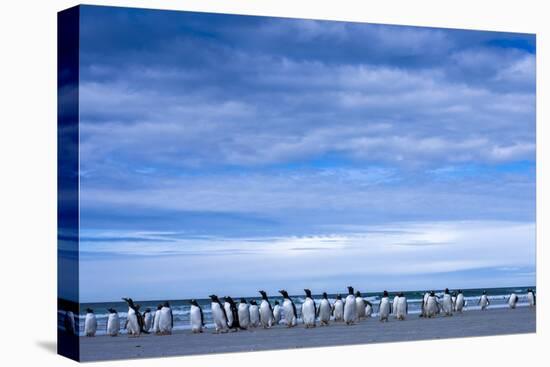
[526,289,536,307]
[508,293,519,309]
[455,290,465,312]
[365,300,373,318]
[355,291,366,320]
[420,291,430,317]
[333,294,344,322]
[301,289,317,328]
[278,290,297,327]
[442,288,453,316]
[143,308,153,332]
[84,308,97,337]
[258,290,275,328]
[479,291,490,310]
[63,311,75,335]
[392,294,399,318]
[224,296,241,331]
[343,286,357,325]
[249,300,260,328]
[209,295,229,333]
[396,292,408,320]
[273,300,281,325]
[223,297,235,330]
[122,298,141,337]
[158,301,174,335]
[189,299,205,333]
[425,291,439,318]
[152,304,162,334]
[238,298,250,329]
[379,291,391,322]
[319,292,332,326]
[106,308,120,336]
[134,304,148,334]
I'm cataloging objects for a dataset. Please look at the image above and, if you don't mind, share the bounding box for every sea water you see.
[60,286,535,336]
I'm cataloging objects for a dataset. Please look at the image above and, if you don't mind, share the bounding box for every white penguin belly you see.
[343,295,356,323]
[144,313,153,331]
[527,293,535,306]
[455,295,465,311]
[190,306,202,332]
[302,298,316,326]
[319,300,331,324]
[153,310,161,332]
[159,307,172,333]
[379,298,390,320]
[238,304,250,328]
[396,297,407,319]
[127,308,140,335]
[259,300,273,327]
[334,300,344,321]
[426,297,438,316]
[212,303,228,331]
[84,314,97,336]
[224,303,234,326]
[273,305,281,323]
[282,300,296,326]
[107,313,119,336]
[392,297,399,315]
[442,295,453,315]
[249,305,260,327]
[480,295,489,309]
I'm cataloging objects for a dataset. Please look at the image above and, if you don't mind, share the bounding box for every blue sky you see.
[77,6,535,302]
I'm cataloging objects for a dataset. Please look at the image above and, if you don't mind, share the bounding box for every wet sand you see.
[79,306,535,362]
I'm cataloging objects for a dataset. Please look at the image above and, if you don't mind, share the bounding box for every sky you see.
[76,5,535,302]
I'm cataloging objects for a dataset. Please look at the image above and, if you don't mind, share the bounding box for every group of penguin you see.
[76,287,536,337]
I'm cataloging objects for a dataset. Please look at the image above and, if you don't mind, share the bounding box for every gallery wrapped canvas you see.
[58,4,536,362]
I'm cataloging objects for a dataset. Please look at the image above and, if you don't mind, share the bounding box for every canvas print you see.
[58,5,536,362]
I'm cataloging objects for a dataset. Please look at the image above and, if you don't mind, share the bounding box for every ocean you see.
[60,286,535,336]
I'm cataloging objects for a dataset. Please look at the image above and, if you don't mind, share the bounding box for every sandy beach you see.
[78,306,535,362]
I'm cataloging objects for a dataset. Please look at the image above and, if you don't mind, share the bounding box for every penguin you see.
[152,304,162,334]
[106,308,120,336]
[343,286,357,325]
[425,291,439,318]
[249,300,260,328]
[224,296,241,331]
[238,298,250,329]
[143,308,153,332]
[318,292,332,326]
[258,290,275,328]
[365,300,373,318]
[134,304,148,334]
[333,294,344,322]
[455,290,465,312]
[395,292,407,320]
[158,301,173,335]
[63,310,76,335]
[273,300,281,325]
[479,291,490,310]
[209,295,229,333]
[508,293,519,309]
[301,289,317,328]
[392,294,399,318]
[278,290,297,327]
[442,288,453,316]
[379,291,391,322]
[527,289,536,307]
[122,298,141,337]
[420,291,430,317]
[223,297,235,330]
[189,299,205,333]
[355,291,366,320]
[84,308,97,337]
